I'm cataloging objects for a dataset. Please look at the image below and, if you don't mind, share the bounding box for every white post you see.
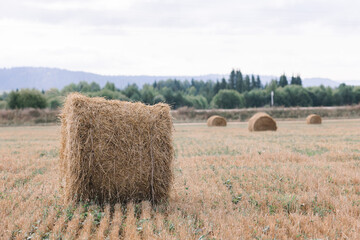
[271,91,274,107]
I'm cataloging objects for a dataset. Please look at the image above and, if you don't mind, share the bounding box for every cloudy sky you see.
[0,0,360,80]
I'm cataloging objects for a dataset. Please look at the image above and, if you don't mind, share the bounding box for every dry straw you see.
[306,114,322,124]
[60,93,174,205]
[207,115,227,127]
[248,112,277,131]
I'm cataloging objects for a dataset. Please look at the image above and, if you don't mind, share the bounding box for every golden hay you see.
[306,114,322,124]
[60,93,174,205]
[207,115,227,127]
[248,112,277,132]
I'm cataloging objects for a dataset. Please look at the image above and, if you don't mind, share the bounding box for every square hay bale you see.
[60,93,174,204]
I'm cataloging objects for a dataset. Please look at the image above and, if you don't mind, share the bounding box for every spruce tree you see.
[296,75,302,86]
[290,75,302,86]
[251,75,256,90]
[220,78,227,90]
[256,75,261,88]
[279,74,288,87]
[214,80,221,94]
[291,76,296,85]
[235,70,243,93]
[244,75,251,91]
[229,69,236,89]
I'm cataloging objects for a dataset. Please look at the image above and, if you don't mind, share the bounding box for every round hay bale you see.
[60,93,174,205]
[306,114,322,124]
[207,115,227,127]
[248,112,277,132]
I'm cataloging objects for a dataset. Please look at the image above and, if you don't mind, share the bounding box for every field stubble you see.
[0,120,359,239]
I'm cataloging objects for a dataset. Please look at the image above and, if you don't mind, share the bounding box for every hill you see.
[0,67,356,91]
[0,67,227,91]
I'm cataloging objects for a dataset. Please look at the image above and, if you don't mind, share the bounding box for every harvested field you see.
[1,119,360,239]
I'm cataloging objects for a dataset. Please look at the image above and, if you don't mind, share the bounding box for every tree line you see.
[1,69,359,110]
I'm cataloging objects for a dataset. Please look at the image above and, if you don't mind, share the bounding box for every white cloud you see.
[0,0,359,80]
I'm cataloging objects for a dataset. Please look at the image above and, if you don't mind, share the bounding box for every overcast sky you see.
[0,0,360,80]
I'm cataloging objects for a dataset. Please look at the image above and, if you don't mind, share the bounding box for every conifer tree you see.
[244,75,251,91]
[229,70,236,89]
[251,75,256,90]
[220,78,227,89]
[235,70,243,93]
[279,74,288,87]
[256,75,261,88]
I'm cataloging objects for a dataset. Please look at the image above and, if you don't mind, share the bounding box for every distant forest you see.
[1,69,360,110]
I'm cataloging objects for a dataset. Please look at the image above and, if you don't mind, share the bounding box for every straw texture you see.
[207,115,227,127]
[60,93,174,205]
[306,114,322,124]
[248,112,277,131]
